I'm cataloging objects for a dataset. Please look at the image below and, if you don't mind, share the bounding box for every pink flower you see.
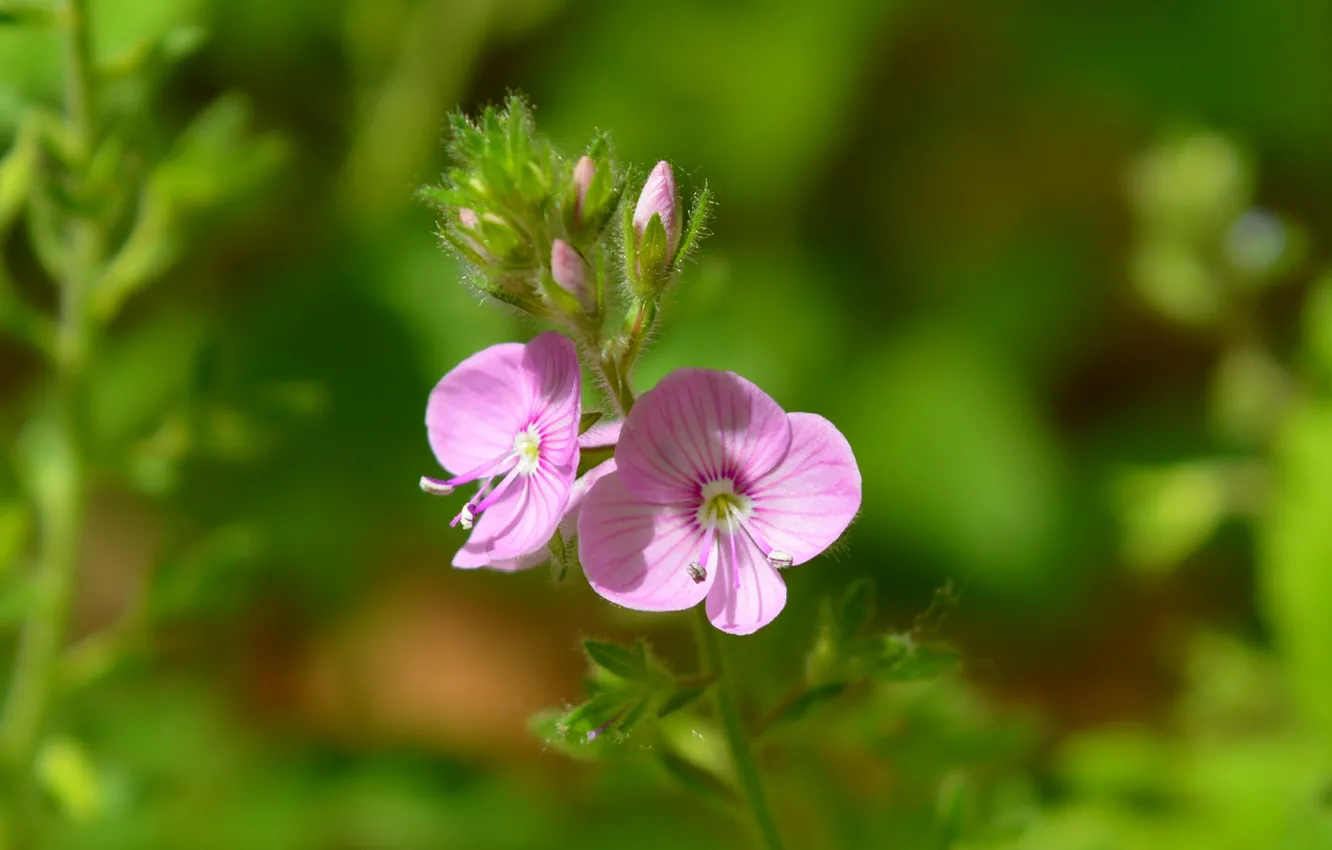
[572,156,596,224]
[551,239,594,312]
[423,332,582,567]
[633,161,682,262]
[578,369,861,634]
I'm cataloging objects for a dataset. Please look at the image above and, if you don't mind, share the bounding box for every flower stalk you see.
[0,0,97,825]
[694,607,785,850]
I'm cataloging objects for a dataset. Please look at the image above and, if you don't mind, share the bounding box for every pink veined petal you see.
[524,331,581,421]
[577,419,623,450]
[561,458,616,536]
[579,471,714,611]
[454,460,611,572]
[705,532,788,635]
[617,368,793,504]
[426,343,528,475]
[488,465,572,561]
[747,412,862,566]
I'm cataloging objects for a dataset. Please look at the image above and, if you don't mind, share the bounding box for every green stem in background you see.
[693,607,786,850]
[0,0,98,794]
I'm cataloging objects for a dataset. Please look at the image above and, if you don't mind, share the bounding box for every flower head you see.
[551,239,594,313]
[423,332,582,567]
[633,161,681,265]
[578,369,861,634]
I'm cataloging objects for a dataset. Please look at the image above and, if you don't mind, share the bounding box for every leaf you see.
[878,635,959,681]
[657,752,739,806]
[673,181,712,267]
[578,410,603,434]
[765,682,848,729]
[657,684,709,718]
[836,578,877,642]
[583,640,648,681]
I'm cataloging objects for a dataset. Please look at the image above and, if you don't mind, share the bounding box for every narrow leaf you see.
[657,684,709,718]
[578,411,603,434]
[658,752,739,806]
[766,682,848,729]
[583,640,648,681]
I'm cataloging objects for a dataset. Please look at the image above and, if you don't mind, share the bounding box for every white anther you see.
[687,562,707,584]
[419,476,454,496]
[767,550,793,568]
[459,505,475,530]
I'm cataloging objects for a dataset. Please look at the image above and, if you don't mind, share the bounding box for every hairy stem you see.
[692,607,785,850]
[0,0,98,805]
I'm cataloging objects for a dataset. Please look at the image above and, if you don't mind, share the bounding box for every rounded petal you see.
[747,412,861,566]
[491,467,573,561]
[427,342,528,475]
[561,459,616,536]
[706,534,788,635]
[524,331,581,420]
[578,419,623,450]
[579,471,714,611]
[618,368,792,504]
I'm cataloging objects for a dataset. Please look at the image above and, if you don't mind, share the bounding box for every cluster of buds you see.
[421,97,710,339]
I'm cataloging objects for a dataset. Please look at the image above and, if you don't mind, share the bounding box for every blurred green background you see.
[3,0,1332,847]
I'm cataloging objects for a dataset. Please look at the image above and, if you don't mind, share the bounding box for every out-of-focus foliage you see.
[1,0,1331,847]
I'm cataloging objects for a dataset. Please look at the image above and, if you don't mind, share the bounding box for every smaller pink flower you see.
[423,332,582,567]
[633,161,682,261]
[551,239,594,312]
[572,156,596,225]
[579,369,861,634]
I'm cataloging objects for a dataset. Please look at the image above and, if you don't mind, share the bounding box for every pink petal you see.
[453,460,614,573]
[747,412,861,565]
[426,342,529,475]
[579,471,714,611]
[523,331,581,425]
[578,419,623,450]
[706,533,788,635]
[617,368,793,504]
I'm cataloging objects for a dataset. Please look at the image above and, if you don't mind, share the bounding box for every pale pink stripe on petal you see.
[747,412,861,566]
[617,368,791,504]
[705,534,788,635]
[426,343,528,475]
[579,472,713,611]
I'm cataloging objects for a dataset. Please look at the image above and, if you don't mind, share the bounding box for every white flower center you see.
[513,426,542,475]
[697,478,752,532]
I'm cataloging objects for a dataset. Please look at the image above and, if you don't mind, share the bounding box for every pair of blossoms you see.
[421,332,862,635]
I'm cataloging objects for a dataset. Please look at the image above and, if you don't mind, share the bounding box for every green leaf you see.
[766,682,848,729]
[1262,400,1332,747]
[583,640,648,681]
[0,0,56,26]
[657,752,739,806]
[878,634,959,681]
[836,578,877,642]
[657,684,709,718]
[635,213,668,294]
[578,410,603,434]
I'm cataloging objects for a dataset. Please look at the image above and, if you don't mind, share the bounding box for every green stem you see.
[0,0,97,802]
[692,607,785,850]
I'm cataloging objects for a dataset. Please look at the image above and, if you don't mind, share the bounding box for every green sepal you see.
[471,275,547,316]
[547,530,567,582]
[836,578,877,644]
[632,213,668,298]
[877,634,960,681]
[673,181,712,268]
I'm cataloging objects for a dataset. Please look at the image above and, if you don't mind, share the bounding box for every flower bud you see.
[572,156,595,225]
[551,239,594,312]
[633,161,682,264]
[458,207,480,230]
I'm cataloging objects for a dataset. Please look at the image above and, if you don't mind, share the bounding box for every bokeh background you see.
[4,0,1332,847]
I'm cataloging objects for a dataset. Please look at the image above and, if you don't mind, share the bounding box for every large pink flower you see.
[423,331,581,567]
[578,368,861,634]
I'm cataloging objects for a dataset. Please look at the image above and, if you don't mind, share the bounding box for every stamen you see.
[687,528,717,584]
[687,563,707,583]
[768,550,793,568]
[453,504,475,530]
[473,463,525,513]
[419,476,454,496]
[725,503,790,568]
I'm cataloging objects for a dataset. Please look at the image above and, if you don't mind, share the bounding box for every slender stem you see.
[692,607,785,850]
[0,0,97,793]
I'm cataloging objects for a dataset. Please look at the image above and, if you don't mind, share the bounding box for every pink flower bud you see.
[633,161,682,260]
[458,207,480,230]
[551,239,594,312]
[572,156,595,225]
